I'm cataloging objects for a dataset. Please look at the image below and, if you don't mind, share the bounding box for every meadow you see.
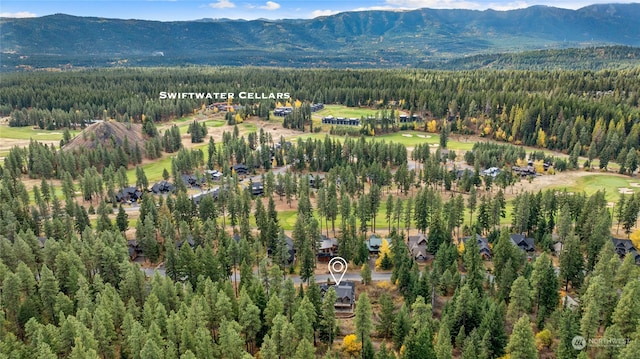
[0,124,80,140]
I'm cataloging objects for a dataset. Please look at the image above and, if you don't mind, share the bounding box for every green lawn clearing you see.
[313,105,383,119]
[0,125,80,141]
[549,173,639,202]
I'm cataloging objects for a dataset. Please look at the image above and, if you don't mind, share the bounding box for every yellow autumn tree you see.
[294,99,302,108]
[375,239,391,269]
[535,329,553,350]
[427,120,438,133]
[516,158,528,167]
[630,229,640,250]
[533,160,545,174]
[342,334,361,357]
[276,101,283,107]
[537,128,547,147]
[235,113,243,124]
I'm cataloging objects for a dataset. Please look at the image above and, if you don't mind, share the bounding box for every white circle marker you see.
[329,257,348,286]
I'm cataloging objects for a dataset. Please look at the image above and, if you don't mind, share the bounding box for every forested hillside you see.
[2,4,640,69]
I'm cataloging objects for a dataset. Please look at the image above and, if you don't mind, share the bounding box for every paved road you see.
[142,264,393,285]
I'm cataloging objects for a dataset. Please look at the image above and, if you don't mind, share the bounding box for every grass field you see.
[313,105,383,119]
[175,119,227,134]
[548,174,639,202]
[0,125,81,140]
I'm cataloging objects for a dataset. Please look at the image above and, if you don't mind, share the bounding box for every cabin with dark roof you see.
[181,174,205,188]
[267,235,296,265]
[127,240,140,260]
[462,234,492,260]
[510,234,535,252]
[176,237,196,250]
[512,166,537,177]
[151,181,175,195]
[612,237,640,264]
[251,182,264,196]
[408,233,429,261]
[310,103,324,112]
[320,281,355,311]
[231,164,249,176]
[116,186,143,203]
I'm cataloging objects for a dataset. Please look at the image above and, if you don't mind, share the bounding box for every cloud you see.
[384,0,482,10]
[0,11,37,18]
[486,1,530,10]
[209,0,235,9]
[311,9,340,17]
[259,1,281,10]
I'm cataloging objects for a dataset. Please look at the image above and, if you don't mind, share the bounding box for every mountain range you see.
[2,3,640,70]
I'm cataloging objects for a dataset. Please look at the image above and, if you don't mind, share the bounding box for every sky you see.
[1,0,638,21]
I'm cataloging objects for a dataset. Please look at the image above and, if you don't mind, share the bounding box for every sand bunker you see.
[402,134,413,138]
[618,187,635,194]
[429,144,439,147]
[629,182,640,188]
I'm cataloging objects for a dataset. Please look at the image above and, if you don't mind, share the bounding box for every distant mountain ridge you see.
[2,3,640,69]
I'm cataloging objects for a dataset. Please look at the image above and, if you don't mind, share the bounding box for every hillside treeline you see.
[2,67,640,165]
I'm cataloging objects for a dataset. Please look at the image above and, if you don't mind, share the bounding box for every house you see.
[512,166,537,177]
[611,237,640,264]
[251,182,264,196]
[151,180,174,194]
[510,234,535,252]
[317,235,339,263]
[309,174,324,189]
[321,116,360,126]
[116,186,143,203]
[366,234,391,255]
[408,233,429,261]
[176,237,195,250]
[268,235,296,265]
[482,167,501,178]
[127,240,140,260]
[205,169,223,181]
[231,164,249,176]
[181,174,205,188]
[461,233,492,260]
[274,107,293,116]
[320,281,355,311]
[452,168,474,180]
[310,103,324,112]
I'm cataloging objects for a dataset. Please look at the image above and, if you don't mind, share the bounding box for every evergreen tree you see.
[354,292,373,343]
[507,276,532,323]
[376,292,395,338]
[116,204,128,232]
[559,234,584,292]
[506,315,538,359]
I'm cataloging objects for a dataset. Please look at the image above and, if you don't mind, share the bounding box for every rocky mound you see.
[63,121,145,153]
